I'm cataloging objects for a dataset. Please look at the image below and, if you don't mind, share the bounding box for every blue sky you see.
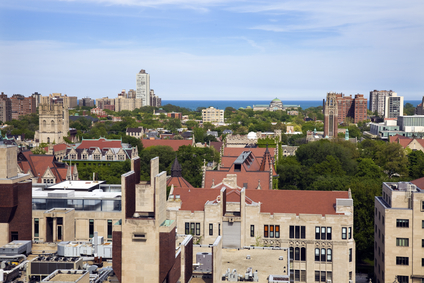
[0,0,423,100]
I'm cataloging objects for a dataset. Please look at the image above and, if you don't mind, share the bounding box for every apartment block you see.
[374,181,424,283]
[0,92,12,122]
[202,107,224,123]
[10,94,36,120]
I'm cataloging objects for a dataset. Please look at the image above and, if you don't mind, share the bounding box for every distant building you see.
[35,97,69,144]
[40,93,77,109]
[202,107,224,123]
[415,97,424,115]
[136,69,150,107]
[253,98,299,112]
[0,92,12,122]
[323,92,368,137]
[369,90,398,117]
[32,92,42,108]
[80,97,95,107]
[10,94,36,120]
[150,89,161,107]
[384,92,403,119]
[126,126,144,138]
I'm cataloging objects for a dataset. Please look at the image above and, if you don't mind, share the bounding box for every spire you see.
[171,155,182,177]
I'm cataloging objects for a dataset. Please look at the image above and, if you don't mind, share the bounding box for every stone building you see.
[126,126,144,138]
[35,98,69,144]
[167,186,356,282]
[375,181,424,283]
[202,107,224,123]
[0,137,32,247]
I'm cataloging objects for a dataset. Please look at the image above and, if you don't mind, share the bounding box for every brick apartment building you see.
[324,92,368,137]
[10,94,37,120]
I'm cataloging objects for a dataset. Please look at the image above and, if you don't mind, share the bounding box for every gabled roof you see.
[126,127,143,133]
[77,138,123,150]
[210,141,222,152]
[172,187,349,215]
[411,177,424,190]
[167,177,194,189]
[223,147,275,158]
[142,139,192,151]
[204,171,270,190]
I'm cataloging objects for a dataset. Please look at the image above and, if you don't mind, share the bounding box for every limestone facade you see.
[375,182,424,283]
[35,101,69,144]
[202,107,224,123]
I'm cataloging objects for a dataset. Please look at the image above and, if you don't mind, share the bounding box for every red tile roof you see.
[142,139,192,151]
[167,176,194,189]
[210,141,223,152]
[172,187,349,215]
[77,138,122,150]
[204,171,270,190]
[411,177,424,190]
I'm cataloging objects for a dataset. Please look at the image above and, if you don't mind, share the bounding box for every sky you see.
[0,0,423,101]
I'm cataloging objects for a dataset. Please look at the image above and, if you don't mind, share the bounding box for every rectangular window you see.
[321,227,326,240]
[315,248,320,261]
[250,225,254,237]
[275,225,280,238]
[190,223,195,235]
[397,276,409,283]
[396,257,409,265]
[209,224,213,236]
[327,227,332,240]
[320,271,326,282]
[270,225,274,238]
[321,248,326,261]
[315,271,320,282]
[196,223,200,236]
[89,219,94,238]
[396,219,409,228]
[301,270,306,282]
[342,227,347,239]
[422,239,424,248]
[348,227,352,239]
[315,227,320,240]
[301,226,305,239]
[295,247,300,261]
[295,270,300,281]
[289,226,294,238]
[301,247,306,261]
[349,248,352,262]
[290,247,294,260]
[34,218,39,237]
[327,249,332,262]
[264,225,269,238]
[185,223,189,234]
[295,226,300,239]
[107,220,112,239]
[218,223,220,236]
[396,238,409,247]
[422,220,424,229]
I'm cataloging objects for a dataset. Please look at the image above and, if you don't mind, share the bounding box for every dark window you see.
[57,217,63,225]
[295,270,300,281]
[89,219,94,238]
[185,223,189,234]
[327,227,332,240]
[295,247,300,261]
[301,226,305,239]
[57,225,62,241]
[422,258,424,267]
[320,271,326,282]
[348,227,352,239]
[209,224,213,236]
[290,247,294,260]
[315,271,320,282]
[349,248,352,262]
[321,248,326,261]
[289,226,294,238]
[396,257,409,265]
[250,225,254,237]
[275,225,280,238]
[107,220,112,239]
[270,225,274,238]
[34,218,39,237]
[315,227,320,240]
[301,247,306,261]
[396,219,409,228]
[190,223,195,235]
[218,223,220,236]
[321,227,326,240]
[397,276,409,283]
[264,225,269,237]
[327,249,332,262]
[315,248,320,261]
[11,232,18,241]
[295,226,300,238]
[196,223,200,236]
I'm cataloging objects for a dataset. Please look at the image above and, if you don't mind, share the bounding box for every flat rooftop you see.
[33,188,121,199]
[48,180,105,191]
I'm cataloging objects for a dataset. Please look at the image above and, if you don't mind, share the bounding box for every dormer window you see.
[107,155,113,161]
[82,154,87,160]
[94,154,101,160]
[118,155,125,161]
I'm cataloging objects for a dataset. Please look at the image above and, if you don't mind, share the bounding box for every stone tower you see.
[35,102,69,144]
[323,92,339,138]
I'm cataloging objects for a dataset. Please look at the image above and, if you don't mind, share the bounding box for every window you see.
[396,257,409,265]
[295,247,300,260]
[196,223,200,236]
[107,155,113,161]
[264,225,269,237]
[118,155,125,161]
[349,248,352,262]
[264,225,280,238]
[209,224,213,236]
[250,225,254,237]
[315,248,331,262]
[320,271,326,282]
[107,220,112,239]
[321,227,326,240]
[34,218,39,237]
[327,249,332,262]
[396,238,409,247]
[270,225,274,238]
[348,227,352,239]
[94,154,100,160]
[327,227,332,240]
[315,271,320,282]
[315,248,320,261]
[422,220,424,229]
[342,227,347,239]
[289,225,305,239]
[422,239,424,248]
[275,225,280,238]
[397,276,409,283]
[89,219,94,238]
[218,223,220,236]
[396,219,409,228]
[321,248,326,261]
[185,223,189,234]
[315,227,320,240]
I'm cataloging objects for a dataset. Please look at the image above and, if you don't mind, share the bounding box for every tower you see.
[136,69,150,107]
[35,101,69,144]
[323,92,339,137]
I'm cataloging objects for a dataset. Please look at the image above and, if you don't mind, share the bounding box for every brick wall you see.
[124,172,136,219]
[169,251,181,283]
[112,231,122,282]
[184,237,193,283]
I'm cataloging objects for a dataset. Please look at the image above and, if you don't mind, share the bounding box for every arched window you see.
[51,120,55,127]
[43,120,46,127]
[47,137,50,144]
[294,247,300,261]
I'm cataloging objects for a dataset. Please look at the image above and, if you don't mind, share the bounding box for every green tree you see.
[408,150,424,179]
[31,147,46,155]
[355,158,384,179]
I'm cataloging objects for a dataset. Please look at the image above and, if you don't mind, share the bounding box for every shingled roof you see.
[142,139,193,151]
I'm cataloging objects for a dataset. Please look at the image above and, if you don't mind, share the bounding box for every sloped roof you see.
[411,177,424,189]
[210,141,223,152]
[43,143,69,152]
[172,187,349,215]
[204,171,270,190]
[167,177,194,189]
[223,147,276,158]
[77,138,122,150]
[142,139,192,151]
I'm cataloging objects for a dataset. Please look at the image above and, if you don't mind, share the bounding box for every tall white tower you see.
[136,69,150,107]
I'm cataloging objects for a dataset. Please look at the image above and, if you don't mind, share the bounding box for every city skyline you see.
[0,0,423,100]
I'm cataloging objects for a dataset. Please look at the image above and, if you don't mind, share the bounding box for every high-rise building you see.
[136,69,150,107]
[0,92,12,122]
[369,90,402,118]
[10,94,36,120]
[323,92,368,137]
[375,181,424,283]
[80,97,95,107]
[385,93,404,119]
[202,107,224,123]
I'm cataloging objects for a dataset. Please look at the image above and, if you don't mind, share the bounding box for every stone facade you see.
[202,107,224,123]
[35,99,69,144]
[375,181,424,283]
